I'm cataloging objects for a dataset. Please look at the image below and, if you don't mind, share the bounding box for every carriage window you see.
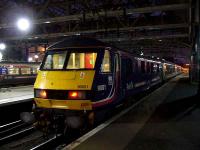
[8,67,19,75]
[137,60,141,72]
[146,62,150,73]
[157,64,160,73]
[126,59,133,77]
[43,52,66,69]
[101,50,111,72]
[32,67,38,74]
[141,61,145,73]
[21,68,31,75]
[67,52,97,69]
[151,63,154,73]
[151,63,158,73]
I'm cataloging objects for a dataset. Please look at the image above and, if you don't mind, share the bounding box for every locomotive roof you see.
[47,37,178,66]
[0,61,40,65]
[48,37,108,50]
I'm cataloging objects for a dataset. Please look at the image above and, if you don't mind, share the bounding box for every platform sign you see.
[0,67,7,75]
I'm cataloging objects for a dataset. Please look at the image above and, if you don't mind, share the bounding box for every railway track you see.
[0,120,30,137]
[0,124,35,145]
[0,120,22,131]
[0,121,71,150]
[30,134,63,150]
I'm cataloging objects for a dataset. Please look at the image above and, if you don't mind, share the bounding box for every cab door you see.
[121,58,127,97]
[93,49,114,102]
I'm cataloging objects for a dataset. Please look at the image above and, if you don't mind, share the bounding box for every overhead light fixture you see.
[44,21,51,24]
[28,57,33,62]
[0,43,6,50]
[158,39,162,42]
[17,18,31,31]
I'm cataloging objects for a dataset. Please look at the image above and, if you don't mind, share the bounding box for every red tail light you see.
[69,91,78,98]
[68,91,86,99]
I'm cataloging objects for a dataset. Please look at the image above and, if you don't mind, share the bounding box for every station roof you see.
[0,0,191,64]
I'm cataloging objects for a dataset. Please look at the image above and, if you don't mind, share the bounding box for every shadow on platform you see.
[147,95,199,123]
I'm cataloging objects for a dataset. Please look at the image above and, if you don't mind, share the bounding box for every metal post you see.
[194,0,200,94]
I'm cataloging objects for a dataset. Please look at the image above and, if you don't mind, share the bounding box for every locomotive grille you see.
[47,90,68,100]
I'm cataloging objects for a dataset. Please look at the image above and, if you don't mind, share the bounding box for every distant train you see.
[0,62,40,86]
[33,37,182,132]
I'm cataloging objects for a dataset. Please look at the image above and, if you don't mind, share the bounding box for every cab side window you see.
[101,50,111,73]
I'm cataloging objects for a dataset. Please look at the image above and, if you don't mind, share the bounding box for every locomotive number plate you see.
[78,85,88,88]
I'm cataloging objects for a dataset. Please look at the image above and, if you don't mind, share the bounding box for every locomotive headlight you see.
[35,89,47,99]
[40,90,47,99]
[68,91,86,99]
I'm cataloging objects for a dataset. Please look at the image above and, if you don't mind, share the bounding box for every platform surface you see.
[67,74,199,150]
[0,85,33,106]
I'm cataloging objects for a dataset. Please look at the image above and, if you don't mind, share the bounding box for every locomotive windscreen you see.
[41,50,97,70]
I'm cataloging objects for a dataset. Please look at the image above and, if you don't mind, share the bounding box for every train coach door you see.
[121,58,127,97]
[96,49,115,100]
[114,53,121,98]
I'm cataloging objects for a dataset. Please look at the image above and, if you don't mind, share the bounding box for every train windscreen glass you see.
[43,51,67,70]
[66,52,97,69]
[42,51,97,70]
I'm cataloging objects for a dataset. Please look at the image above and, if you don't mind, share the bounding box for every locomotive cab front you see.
[33,46,116,129]
[34,49,98,110]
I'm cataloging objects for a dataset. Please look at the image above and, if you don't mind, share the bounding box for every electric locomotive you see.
[33,37,181,132]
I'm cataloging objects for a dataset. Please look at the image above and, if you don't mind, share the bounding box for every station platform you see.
[0,85,33,106]
[66,74,199,150]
